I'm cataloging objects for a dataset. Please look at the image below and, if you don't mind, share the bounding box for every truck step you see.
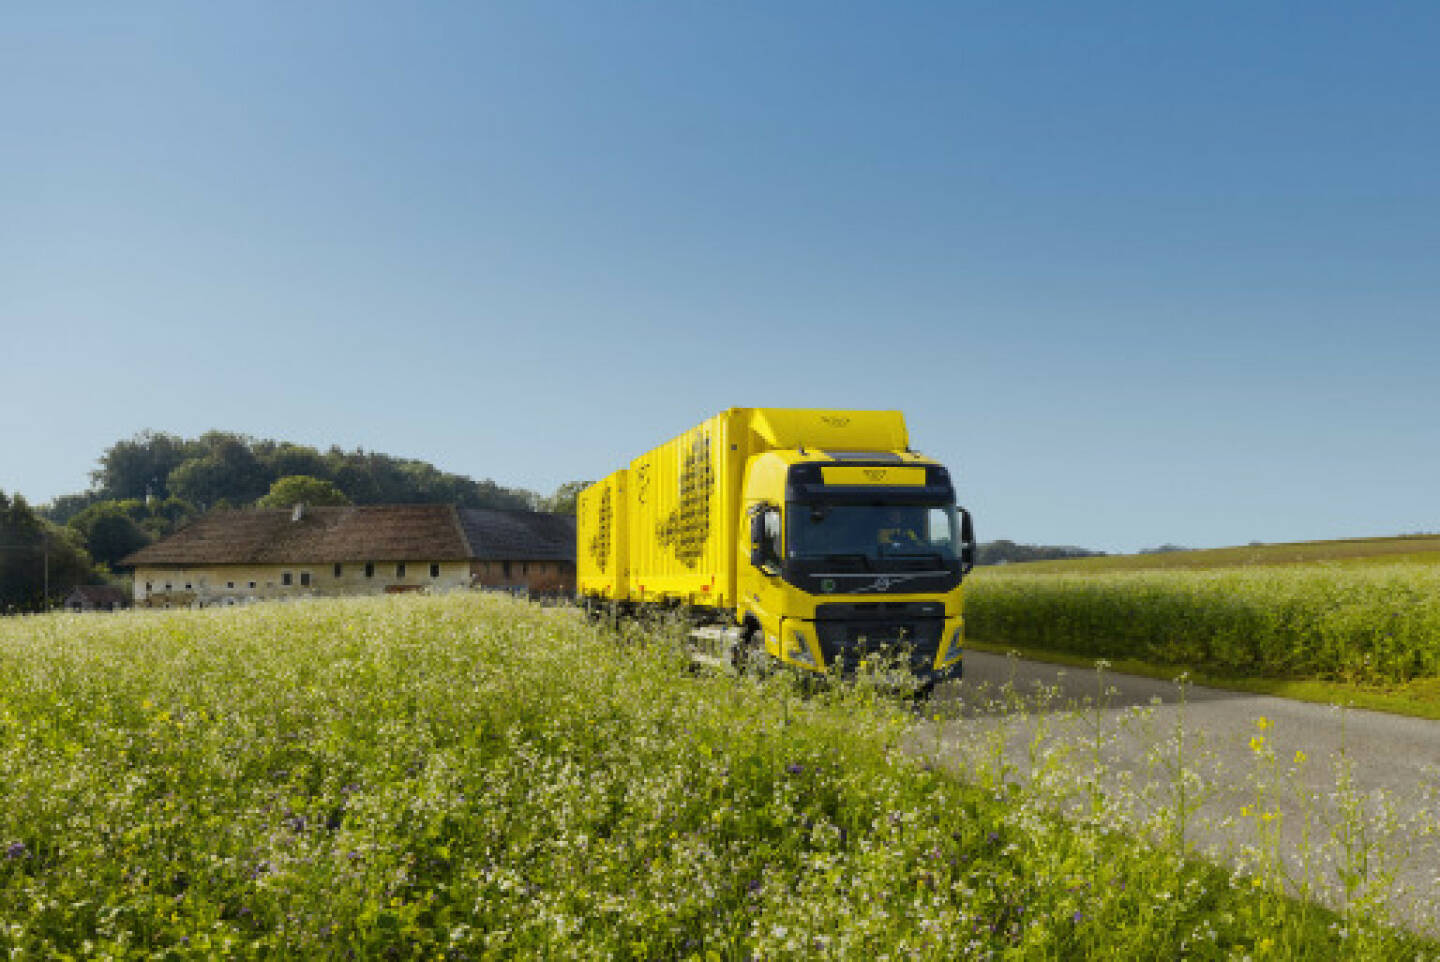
[687,626,744,671]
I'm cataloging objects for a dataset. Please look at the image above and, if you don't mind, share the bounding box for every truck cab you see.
[739,449,974,682]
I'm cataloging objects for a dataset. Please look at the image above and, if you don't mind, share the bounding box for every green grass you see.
[965,563,1440,686]
[0,595,1433,958]
[992,534,1440,575]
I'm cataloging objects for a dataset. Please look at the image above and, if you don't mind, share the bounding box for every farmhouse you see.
[63,584,131,612]
[120,504,576,607]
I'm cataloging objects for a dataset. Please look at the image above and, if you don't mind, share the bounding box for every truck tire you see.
[731,624,766,676]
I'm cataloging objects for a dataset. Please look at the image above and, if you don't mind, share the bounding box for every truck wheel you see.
[731,625,766,676]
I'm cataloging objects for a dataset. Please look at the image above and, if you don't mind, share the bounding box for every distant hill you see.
[974,534,1440,574]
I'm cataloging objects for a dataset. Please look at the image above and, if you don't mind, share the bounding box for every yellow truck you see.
[577,408,976,687]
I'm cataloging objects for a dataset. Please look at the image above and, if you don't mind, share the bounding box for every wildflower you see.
[1072,910,1084,923]
[1294,750,1307,765]
[1255,717,1271,731]
[786,763,804,775]
[1249,735,1265,752]
[5,841,25,859]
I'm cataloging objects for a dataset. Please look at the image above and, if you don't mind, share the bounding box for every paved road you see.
[908,651,1440,932]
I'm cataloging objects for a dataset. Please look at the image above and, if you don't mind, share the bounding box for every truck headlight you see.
[939,626,964,667]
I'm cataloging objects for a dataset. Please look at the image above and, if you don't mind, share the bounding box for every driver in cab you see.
[878,507,922,549]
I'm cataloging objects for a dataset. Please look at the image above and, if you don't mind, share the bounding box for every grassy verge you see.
[964,638,1440,720]
[1,595,1433,957]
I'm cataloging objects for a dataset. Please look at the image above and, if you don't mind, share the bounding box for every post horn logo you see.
[819,415,851,428]
[863,468,887,481]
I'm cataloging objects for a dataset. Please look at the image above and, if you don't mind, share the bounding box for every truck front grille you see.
[813,614,944,675]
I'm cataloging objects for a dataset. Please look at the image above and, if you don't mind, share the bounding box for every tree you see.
[92,431,197,501]
[67,502,154,569]
[257,442,331,483]
[257,475,352,509]
[167,434,271,508]
[540,480,590,515]
[40,490,104,525]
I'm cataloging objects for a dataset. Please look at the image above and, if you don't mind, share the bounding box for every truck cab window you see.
[750,507,782,570]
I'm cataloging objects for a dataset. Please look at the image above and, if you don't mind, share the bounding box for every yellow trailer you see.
[576,469,629,601]
[577,408,975,686]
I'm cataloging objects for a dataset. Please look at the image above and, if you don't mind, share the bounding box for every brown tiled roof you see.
[458,509,575,562]
[64,585,130,605]
[120,505,472,567]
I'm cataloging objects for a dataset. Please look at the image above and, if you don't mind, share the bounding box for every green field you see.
[991,534,1440,575]
[1,595,1428,958]
[966,563,1440,688]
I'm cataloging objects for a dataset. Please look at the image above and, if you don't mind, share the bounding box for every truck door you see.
[742,503,786,656]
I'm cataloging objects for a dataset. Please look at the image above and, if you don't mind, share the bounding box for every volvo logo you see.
[854,574,918,593]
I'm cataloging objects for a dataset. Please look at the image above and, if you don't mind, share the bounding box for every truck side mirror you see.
[958,507,976,575]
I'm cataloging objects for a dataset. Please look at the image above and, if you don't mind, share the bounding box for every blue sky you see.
[3,2,1436,553]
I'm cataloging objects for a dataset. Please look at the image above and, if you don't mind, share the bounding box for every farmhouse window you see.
[282,572,293,586]
[396,562,406,578]
[430,563,440,578]
[300,572,311,587]
[365,562,374,578]
[334,563,342,578]
[227,581,235,589]
[249,581,256,589]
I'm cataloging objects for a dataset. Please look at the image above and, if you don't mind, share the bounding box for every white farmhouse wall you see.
[133,561,472,606]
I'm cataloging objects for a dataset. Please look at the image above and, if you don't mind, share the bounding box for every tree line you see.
[47,430,546,521]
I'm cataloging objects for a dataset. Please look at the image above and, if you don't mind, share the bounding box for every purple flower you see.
[5,841,25,859]
[1072,910,1084,923]
[786,763,804,775]
[747,879,762,894]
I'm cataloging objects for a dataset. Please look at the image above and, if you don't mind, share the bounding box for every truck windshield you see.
[786,504,961,564]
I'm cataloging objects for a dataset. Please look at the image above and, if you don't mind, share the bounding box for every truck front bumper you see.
[780,610,963,682]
